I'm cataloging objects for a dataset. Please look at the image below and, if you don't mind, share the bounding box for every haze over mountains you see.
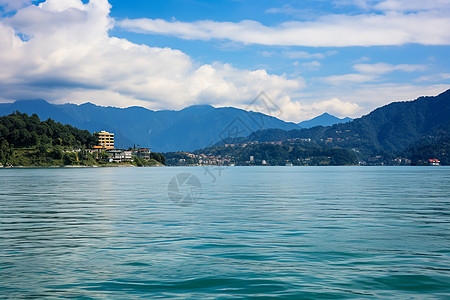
[239,89,450,161]
[298,113,352,128]
[0,100,350,152]
[1,89,448,157]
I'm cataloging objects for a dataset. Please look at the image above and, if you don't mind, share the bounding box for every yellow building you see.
[94,131,114,149]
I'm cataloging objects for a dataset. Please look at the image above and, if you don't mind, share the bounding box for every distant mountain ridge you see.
[298,112,352,128]
[241,89,450,160]
[0,100,304,152]
[0,99,360,152]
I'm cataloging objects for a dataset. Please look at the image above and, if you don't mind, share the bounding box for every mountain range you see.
[0,100,350,152]
[298,113,352,128]
[241,89,450,160]
[2,89,447,157]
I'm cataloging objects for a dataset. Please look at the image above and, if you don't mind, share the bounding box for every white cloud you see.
[284,50,337,60]
[415,73,450,82]
[265,4,319,19]
[259,50,274,57]
[265,4,303,15]
[119,10,450,47]
[276,97,362,121]
[353,63,427,74]
[0,0,304,115]
[294,83,449,119]
[319,74,377,85]
[340,84,450,115]
[374,0,450,12]
[301,61,322,71]
[304,98,362,117]
[318,62,427,85]
[334,0,450,12]
[0,0,447,124]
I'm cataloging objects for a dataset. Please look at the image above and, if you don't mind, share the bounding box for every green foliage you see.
[165,152,198,166]
[132,156,162,167]
[150,152,166,165]
[181,140,358,166]
[239,89,450,164]
[62,152,78,165]
[133,156,147,167]
[404,135,450,165]
[0,112,97,166]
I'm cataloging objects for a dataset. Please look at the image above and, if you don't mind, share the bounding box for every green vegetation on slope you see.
[164,140,358,166]
[404,135,450,165]
[0,112,98,166]
[240,89,450,164]
[0,112,166,167]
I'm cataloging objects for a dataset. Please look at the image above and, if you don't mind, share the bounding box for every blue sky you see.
[0,0,449,121]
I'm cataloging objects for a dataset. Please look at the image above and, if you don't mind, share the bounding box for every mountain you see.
[242,89,450,160]
[0,100,301,152]
[3,89,447,157]
[298,112,352,128]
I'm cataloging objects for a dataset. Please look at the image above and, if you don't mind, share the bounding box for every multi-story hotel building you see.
[94,131,114,149]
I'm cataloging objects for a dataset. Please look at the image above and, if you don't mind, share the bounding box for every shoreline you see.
[1,164,445,169]
[0,164,166,168]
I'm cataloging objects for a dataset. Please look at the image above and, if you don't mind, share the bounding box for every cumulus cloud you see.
[0,0,304,115]
[0,0,447,123]
[302,98,361,118]
[119,10,450,47]
[276,97,362,121]
[295,83,449,119]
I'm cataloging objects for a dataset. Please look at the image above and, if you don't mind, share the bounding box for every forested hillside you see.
[241,89,450,162]
[0,112,97,166]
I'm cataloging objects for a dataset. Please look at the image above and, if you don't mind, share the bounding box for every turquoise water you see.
[0,166,449,299]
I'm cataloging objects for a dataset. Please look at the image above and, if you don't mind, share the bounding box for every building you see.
[106,149,132,163]
[131,148,151,159]
[94,131,114,149]
[429,159,440,166]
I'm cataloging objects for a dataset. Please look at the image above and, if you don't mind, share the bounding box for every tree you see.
[150,152,166,165]
[63,152,78,165]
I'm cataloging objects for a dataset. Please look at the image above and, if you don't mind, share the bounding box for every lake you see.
[1,166,449,299]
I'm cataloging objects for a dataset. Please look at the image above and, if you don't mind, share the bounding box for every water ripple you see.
[1,167,449,299]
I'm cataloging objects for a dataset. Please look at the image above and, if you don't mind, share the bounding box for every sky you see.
[0,0,449,122]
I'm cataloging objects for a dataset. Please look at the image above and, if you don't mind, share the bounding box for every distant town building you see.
[131,148,151,159]
[429,159,440,166]
[106,149,123,163]
[94,131,114,149]
[106,149,132,163]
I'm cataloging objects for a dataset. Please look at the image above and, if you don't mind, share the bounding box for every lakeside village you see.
[93,131,148,162]
[1,113,444,167]
[63,132,441,167]
[64,131,155,165]
[166,138,442,167]
[44,131,161,166]
[0,112,166,167]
